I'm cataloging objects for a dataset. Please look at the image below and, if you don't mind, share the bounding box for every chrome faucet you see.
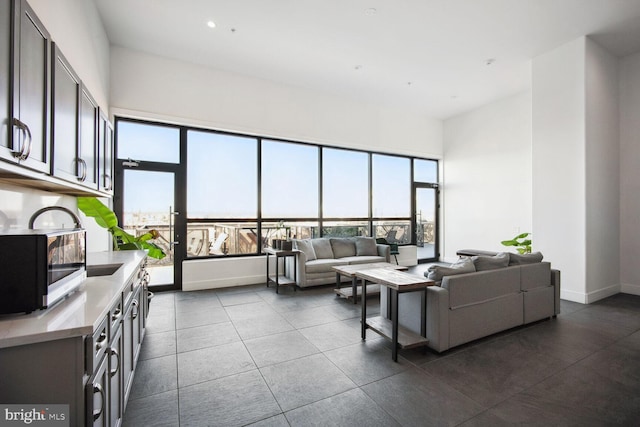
[29,206,83,229]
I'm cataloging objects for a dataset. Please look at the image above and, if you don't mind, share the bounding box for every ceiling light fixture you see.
[207,20,216,29]
[365,8,377,16]
[354,65,363,70]
[485,58,496,66]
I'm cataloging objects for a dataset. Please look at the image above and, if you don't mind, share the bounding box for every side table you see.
[356,268,436,361]
[264,247,299,294]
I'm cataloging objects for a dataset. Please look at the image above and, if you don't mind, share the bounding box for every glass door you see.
[119,168,180,290]
[414,185,438,262]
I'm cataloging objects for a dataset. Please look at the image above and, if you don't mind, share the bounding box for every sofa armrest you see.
[426,286,450,353]
[377,244,391,263]
[456,249,499,257]
[285,250,308,285]
[551,268,561,316]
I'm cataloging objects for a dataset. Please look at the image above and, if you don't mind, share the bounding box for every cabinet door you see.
[122,294,134,403]
[98,111,114,194]
[51,43,81,182]
[78,85,98,188]
[0,0,12,162]
[86,354,109,427]
[108,325,123,427]
[131,286,142,363]
[12,0,50,173]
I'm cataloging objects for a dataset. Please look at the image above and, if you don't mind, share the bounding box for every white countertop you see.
[0,251,147,349]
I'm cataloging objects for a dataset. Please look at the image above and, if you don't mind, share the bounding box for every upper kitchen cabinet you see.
[0,0,51,173]
[51,43,81,183]
[98,111,114,194]
[1,1,10,160]
[78,85,98,189]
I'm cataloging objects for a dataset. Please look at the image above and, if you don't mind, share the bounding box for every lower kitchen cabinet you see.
[0,252,148,427]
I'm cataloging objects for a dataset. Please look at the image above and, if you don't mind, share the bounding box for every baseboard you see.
[585,284,620,303]
[560,289,587,303]
[621,283,640,296]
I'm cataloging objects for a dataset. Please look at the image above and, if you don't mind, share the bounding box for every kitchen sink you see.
[86,263,124,277]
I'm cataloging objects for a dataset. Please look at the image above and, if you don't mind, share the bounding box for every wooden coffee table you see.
[333,262,408,304]
[356,268,436,361]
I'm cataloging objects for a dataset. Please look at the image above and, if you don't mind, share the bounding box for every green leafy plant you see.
[77,197,166,259]
[501,232,532,254]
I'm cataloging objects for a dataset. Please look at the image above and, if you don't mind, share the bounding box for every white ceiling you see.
[94,0,640,120]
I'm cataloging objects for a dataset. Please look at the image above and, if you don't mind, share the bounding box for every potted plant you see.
[77,197,166,259]
[501,232,532,254]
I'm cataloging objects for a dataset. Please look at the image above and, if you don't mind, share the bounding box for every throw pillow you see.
[508,251,543,265]
[330,238,357,258]
[472,252,509,271]
[293,239,316,261]
[425,258,475,282]
[311,238,334,259]
[354,237,378,256]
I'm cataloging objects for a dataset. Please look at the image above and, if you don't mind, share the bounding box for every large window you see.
[116,117,439,262]
[187,131,257,218]
[261,140,318,218]
[322,148,368,218]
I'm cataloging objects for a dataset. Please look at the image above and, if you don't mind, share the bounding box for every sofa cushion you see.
[293,239,316,261]
[354,237,378,256]
[330,238,357,258]
[443,266,521,309]
[305,258,349,274]
[341,255,387,265]
[312,238,334,259]
[520,262,551,290]
[508,251,543,265]
[472,252,509,271]
[426,258,475,282]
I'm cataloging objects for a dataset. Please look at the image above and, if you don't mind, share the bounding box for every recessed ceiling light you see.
[354,65,363,70]
[207,20,216,28]
[485,58,496,66]
[365,8,377,16]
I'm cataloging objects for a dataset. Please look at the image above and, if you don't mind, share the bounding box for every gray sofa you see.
[287,237,390,287]
[381,251,560,352]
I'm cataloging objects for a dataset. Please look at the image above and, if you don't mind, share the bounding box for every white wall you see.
[620,51,640,295]
[109,46,443,289]
[29,0,110,111]
[110,47,442,159]
[532,37,622,303]
[442,91,533,262]
[532,38,587,303]
[0,0,111,251]
[585,39,620,300]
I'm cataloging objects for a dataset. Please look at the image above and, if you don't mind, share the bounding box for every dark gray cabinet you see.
[51,43,80,182]
[98,110,114,194]
[0,0,11,160]
[0,0,51,172]
[78,86,98,189]
[1,0,112,196]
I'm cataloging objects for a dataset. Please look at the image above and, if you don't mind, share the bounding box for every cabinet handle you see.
[11,118,32,161]
[109,347,120,377]
[111,307,122,322]
[104,174,112,191]
[92,383,105,422]
[132,299,139,319]
[78,158,87,182]
[95,331,107,351]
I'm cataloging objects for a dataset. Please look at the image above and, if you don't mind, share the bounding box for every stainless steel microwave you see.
[0,229,86,314]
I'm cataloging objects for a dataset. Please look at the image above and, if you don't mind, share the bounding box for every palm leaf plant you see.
[77,197,166,259]
[501,232,532,254]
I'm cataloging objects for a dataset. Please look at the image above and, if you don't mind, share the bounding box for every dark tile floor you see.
[123,268,640,426]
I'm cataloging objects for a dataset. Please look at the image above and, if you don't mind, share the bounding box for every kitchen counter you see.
[0,250,147,349]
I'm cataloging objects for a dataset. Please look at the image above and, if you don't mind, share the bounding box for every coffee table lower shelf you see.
[365,316,429,350]
[335,284,381,300]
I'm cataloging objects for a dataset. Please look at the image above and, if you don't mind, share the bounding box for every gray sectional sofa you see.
[287,237,390,287]
[381,250,560,352]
